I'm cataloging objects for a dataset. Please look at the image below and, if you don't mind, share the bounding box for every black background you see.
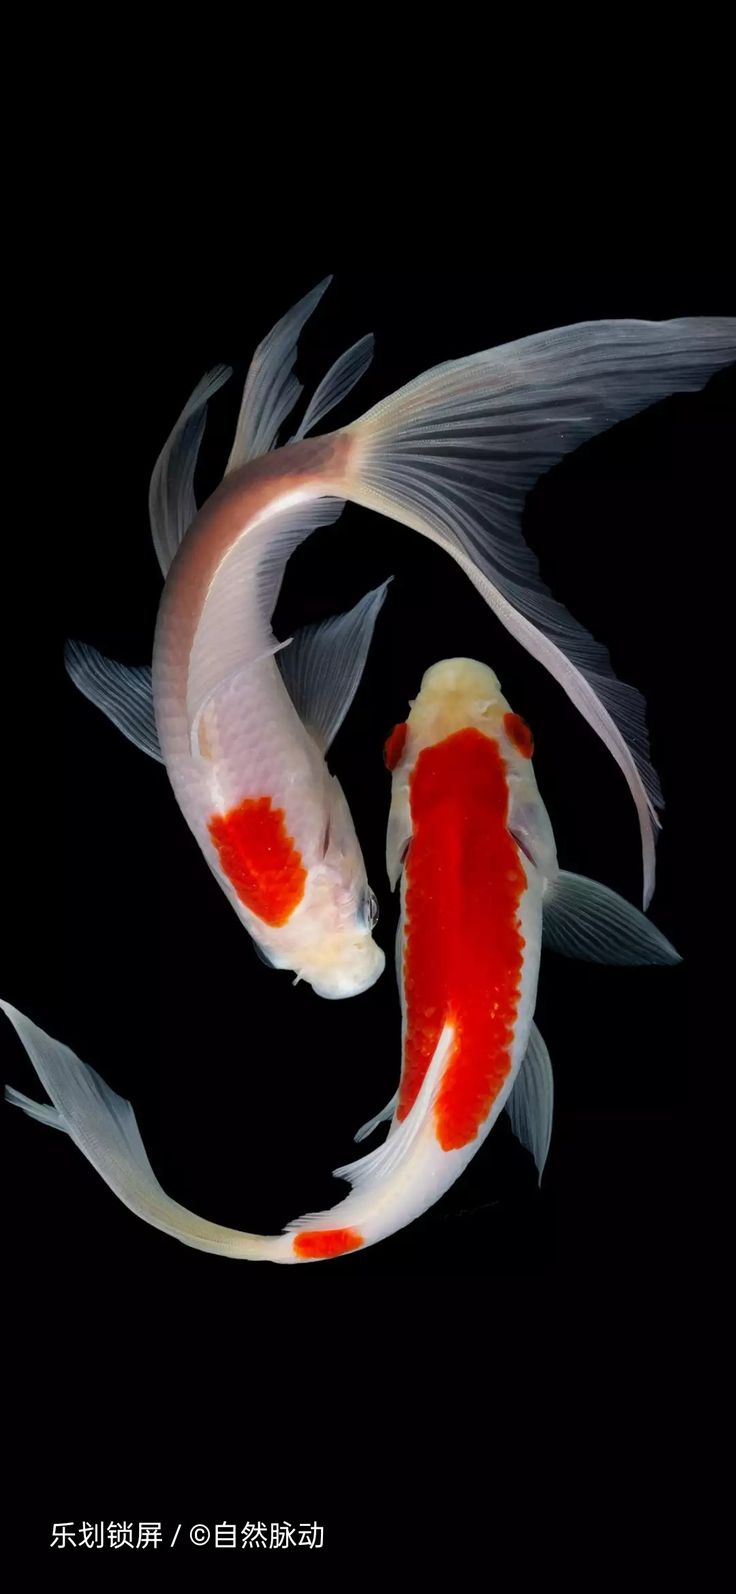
[6,270,733,1273]
[2,269,732,1540]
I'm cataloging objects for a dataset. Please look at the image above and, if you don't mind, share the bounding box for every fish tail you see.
[2,998,453,1264]
[338,315,736,908]
[1,1000,295,1263]
[284,1024,456,1254]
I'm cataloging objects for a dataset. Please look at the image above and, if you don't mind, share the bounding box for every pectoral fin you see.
[543,871,681,965]
[278,579,391,754]
[65,640,163,761]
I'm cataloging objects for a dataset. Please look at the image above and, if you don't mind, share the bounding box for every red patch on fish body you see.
[208,797,307,927]
[384,722,408,770]
[504,711,534,758]
[398,728,527,1151]
[293,1228,364,1259]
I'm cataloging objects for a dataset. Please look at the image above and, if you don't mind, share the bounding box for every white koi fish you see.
[68,281,734,969]
[1,660,681,1262]
[67,281,390,998]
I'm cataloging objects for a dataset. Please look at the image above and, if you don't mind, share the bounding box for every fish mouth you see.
[307,943,386,1000]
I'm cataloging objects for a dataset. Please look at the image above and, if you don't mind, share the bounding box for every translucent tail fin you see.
[1,1000,278,1260]
[2,998,426,1264]
[343,316,736,906]
[2,998,456,1264]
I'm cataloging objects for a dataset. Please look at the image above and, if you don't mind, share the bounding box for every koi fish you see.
[1,659,681,1262]
[67,284,391,998]
[69,280,734,967]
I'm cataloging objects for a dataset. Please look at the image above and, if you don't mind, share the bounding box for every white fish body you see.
[68,287,389,998]
[150,447,389,998]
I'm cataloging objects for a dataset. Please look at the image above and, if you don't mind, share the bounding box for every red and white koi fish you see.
[67,286,733,999]
[1,660,681,1262]
[67,282,389,998]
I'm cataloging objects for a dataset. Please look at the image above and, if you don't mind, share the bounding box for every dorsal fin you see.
[225,278,333,471]
[293,333,374,440]
[149,365,232,577]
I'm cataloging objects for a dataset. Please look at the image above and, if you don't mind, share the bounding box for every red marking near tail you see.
[293,1227,364,1260]
[398,728,527,1151]
[208,797,306,927]
[504,712,534,758]
[384,722,408,771]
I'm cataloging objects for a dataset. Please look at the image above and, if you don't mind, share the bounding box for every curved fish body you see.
[3,663,682,1261]
[151,435,387,998]
[68,284,390,999]
[286,657,559,1249]
[69,280,735,938]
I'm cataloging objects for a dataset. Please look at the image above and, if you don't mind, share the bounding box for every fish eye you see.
[361,888,379,929]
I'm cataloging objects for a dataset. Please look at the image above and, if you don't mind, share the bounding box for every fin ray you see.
[278,578,391,753]
[293,333,374,440]
[347,315,736,905]
[543,870,681,964]
[353,1089,398,1144]
[1,1000,273,1258]
[285,1024,454,1238]
[505,1021,553,1183]
[65,640,163,761]
[149,365,232,577]
[225,278,332,469]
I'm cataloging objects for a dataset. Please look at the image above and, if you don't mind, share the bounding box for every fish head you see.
[384,658,558,884]
[290,774,386,999]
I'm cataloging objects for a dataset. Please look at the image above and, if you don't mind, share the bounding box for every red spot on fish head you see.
[503,712,534,759]
[293,1227,365,1260]
[384,722,408,771]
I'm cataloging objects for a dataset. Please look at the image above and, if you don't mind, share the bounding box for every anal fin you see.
[353,1089,398,1144]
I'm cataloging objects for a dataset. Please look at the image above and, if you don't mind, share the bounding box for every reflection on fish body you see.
[2,661,682,1261]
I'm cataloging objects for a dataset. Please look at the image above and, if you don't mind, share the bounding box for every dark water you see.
[3,269,731,1545]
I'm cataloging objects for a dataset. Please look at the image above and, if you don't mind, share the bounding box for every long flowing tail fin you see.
[2,999,427,1265]
[341,316,736,906]
[1,1000,280,1261]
